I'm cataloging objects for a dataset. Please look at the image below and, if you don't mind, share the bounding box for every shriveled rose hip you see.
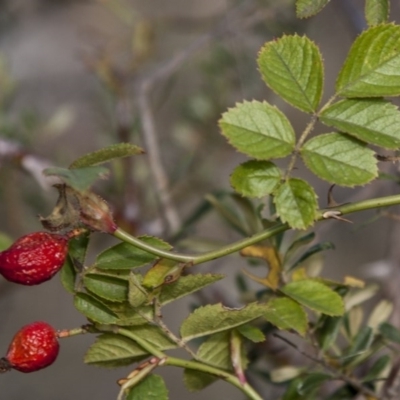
[0,232,68,285]
[0,321,60,373]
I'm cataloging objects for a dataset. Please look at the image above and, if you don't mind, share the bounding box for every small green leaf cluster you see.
[63,223,348,398]
[220,21,400,229]
[238,226,400,399]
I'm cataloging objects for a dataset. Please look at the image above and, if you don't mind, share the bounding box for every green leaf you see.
[60,258,77,294]
[336,24,400,97]
[159,274,224,305]
[84,327,176,367]
[109,303,154,326]
[284,232,316,264]
[316,316,343,351]
[69,142,144,169]
[68,231,91,265]
[289,241,335,271]
[258,35,323,112]
[363,354,391,382]
[128,273,148,308]
[379,322,400,344]
[297,373,331,397]
[83,274,128,302]
[365,0,389,27]
[126,325,177,351]
[180,302,265,341]
[281,280,344,316]
[236,324,266,343]
[219,100,295,159]
[0,232,12,251]
[96,236,172,270]
[230,160,281,198]
[342,326,374,367]
[274,178,318,230]
[74,292,119,324]
[184,331,231,392]
[43,166,109,192]
[184,369,216,392]
[296,0,331,18]
[320,99,400,149]
[126,375,169,400]
[301,133,377,186]
[84,333,149,367]
[263,297,308,336]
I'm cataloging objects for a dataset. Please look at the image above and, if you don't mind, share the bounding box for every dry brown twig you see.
[135,0,285,235]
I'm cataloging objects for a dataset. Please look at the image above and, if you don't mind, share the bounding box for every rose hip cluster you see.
[0,231,70,373]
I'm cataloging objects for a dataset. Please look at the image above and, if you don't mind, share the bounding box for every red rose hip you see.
[0,321,59,373]
[0,232,68,285]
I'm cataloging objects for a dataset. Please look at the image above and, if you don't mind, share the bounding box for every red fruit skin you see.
[0,232,68,285]
[5,321,59,373]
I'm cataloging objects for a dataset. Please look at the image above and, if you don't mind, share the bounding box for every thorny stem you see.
[114,193,400,265]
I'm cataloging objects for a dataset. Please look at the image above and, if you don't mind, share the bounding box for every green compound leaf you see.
[96,236,172,270]
[184,331,231,392]
[263,297,308,336]
[230,160,281,198]
[336,24,400,97]
[43,166,109,192]
[301,133,378,186]
[180,302,265,342]
[296,0,331,18]
[83,273,128,303]
[69,142,144,169]
[258,35,323,112]
[159,274,224,305]
[126,375,169,400]
[274,178,318,230]
[281,279,344,316]
[320,99,400,149]
[219,100,295,160]
[74,292,119,324]
[365,0,389,27]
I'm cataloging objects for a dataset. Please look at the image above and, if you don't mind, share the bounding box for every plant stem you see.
[285,113,318,179]
[114,193,400,265]
[114,223,288,264]
[97,325,263,400]
[165,356,264,400]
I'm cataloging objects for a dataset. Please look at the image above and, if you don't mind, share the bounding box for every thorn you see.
[327,185,339,207]
[322,210,353,223]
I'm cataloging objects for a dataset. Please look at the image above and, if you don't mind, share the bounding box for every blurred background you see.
[0,0,400,399]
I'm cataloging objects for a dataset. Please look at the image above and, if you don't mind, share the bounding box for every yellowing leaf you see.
[343,276,365,288]
[241,245,281,289]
